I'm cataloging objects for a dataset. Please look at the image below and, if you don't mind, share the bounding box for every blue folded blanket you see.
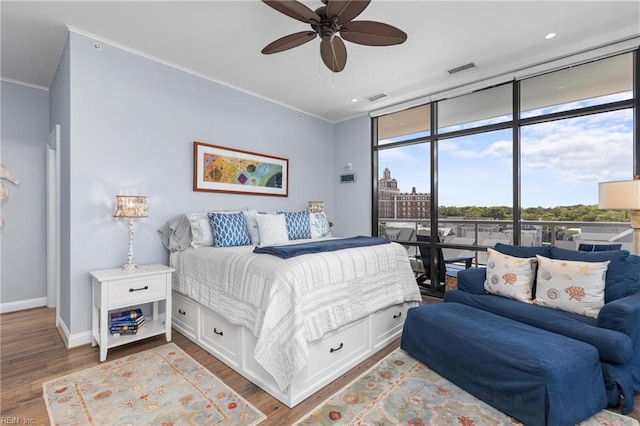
[253,236,390,259]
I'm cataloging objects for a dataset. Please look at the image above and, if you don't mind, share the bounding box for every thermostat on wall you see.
[340,173,356,183]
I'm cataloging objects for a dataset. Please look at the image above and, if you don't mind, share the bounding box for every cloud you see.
[520,110,632,182]
[443,109,632,183]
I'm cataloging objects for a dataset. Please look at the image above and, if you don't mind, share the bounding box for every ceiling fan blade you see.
[320,36,347,72]
[341,21,407,46]
[262,31,318,54]
[326,0,370,24]
[262,0,321,24]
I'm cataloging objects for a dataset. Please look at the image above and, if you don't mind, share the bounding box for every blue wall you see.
[64,31,337,335]
[1,30,373,340]
[0,81,49,307]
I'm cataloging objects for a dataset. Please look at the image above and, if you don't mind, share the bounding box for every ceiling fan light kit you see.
[261,0,407,72]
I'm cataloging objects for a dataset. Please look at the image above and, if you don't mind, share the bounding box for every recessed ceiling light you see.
[545,32,557,40]
[351,98,358,103]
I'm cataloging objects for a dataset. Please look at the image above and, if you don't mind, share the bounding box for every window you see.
[378,105,430,145]
[521,53,632,118]
[438,84,512,134]
[372,50,638,258]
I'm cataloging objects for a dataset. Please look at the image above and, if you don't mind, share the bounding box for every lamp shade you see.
[113,195,148,218]
[307,201,325,213]
[598,180,640,210]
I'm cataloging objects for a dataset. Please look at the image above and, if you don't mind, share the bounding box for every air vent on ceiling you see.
[365,92,388,102]
[447,62,477,75]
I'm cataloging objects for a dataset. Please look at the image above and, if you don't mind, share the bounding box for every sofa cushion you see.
[444,290,633,365]
[484,248,536,301]
[550,247,630,303]
[457,267,487,294]
[626,255,640,295]
[494,243,551,259]
[535,255,608,319]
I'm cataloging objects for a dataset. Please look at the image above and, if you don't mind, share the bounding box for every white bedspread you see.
[170,238,421,391]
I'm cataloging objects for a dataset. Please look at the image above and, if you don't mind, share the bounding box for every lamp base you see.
[122,218,139,271]
[122,262,139,271]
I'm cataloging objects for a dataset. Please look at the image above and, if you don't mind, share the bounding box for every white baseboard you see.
[57,319,71,348]
[56,319,92,349]
[68,330,92,348]
[0,297,47,314]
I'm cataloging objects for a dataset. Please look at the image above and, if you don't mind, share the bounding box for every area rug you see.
[296,348,639,426]
[43,343,266,425]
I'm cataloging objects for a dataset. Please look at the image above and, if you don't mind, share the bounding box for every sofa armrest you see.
[598,292,640,341]
[457,268,486,294]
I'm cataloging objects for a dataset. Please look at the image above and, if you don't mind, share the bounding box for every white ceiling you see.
[1,1,639,122]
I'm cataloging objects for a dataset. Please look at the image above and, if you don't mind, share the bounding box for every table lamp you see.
[598,178,640,255]
[307,201,325,213]
[113,195,148,270]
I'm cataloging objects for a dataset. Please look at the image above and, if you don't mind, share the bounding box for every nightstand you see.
[90,264,174,361]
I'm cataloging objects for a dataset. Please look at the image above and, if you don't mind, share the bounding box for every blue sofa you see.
[444,243,640,414]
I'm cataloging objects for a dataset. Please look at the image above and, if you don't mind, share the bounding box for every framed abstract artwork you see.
[193,141,288,196]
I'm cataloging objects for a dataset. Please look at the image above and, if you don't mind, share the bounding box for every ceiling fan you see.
[261,0,407,72]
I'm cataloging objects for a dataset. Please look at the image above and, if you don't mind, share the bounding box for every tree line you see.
[438,204,628,222]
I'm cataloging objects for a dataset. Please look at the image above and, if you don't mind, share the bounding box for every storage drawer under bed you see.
[199,304,243,369]
[171,290,197,339]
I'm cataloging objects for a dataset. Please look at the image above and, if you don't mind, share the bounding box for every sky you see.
[378,93,633,208]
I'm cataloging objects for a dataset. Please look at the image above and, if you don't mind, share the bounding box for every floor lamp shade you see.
[113,195,148,270]
[598,180,640,255]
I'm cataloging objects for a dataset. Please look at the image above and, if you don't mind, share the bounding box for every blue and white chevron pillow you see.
[280,211,311,240]
[208,212,251,247]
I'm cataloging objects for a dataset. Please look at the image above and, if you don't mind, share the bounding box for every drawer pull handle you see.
[178,309,186,315]
[214,328,224,336]
[329,343,343,353]
[393,312,402,319]
[129,285,149,292]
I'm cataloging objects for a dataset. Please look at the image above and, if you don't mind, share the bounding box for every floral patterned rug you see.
[296,348,639,426]
[43,343,265,426]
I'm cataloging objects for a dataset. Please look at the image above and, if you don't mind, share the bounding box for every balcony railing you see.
[380,218,632,268]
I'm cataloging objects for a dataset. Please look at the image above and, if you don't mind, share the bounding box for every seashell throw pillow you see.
[484,247,537,302]
[534,255,609,318]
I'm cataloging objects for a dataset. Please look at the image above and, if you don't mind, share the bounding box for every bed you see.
[168,235,421,407]
[159,210,421,406]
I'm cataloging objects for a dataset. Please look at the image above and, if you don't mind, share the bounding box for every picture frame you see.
[193,141,288,197]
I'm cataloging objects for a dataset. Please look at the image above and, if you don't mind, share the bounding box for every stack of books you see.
[110,308,145,336]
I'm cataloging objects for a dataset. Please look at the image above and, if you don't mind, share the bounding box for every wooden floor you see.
[1,301,639,425]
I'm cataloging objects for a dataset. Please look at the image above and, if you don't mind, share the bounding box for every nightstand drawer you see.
[109,275,167,308]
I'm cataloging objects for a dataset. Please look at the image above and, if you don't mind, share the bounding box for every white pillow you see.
[186,209,246,247]
[534,255,608,319]
[186,212,214,246]
[256,213,289,246]
[243,210,261,245]
[309,212,331,238]
[484,248,536,302]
